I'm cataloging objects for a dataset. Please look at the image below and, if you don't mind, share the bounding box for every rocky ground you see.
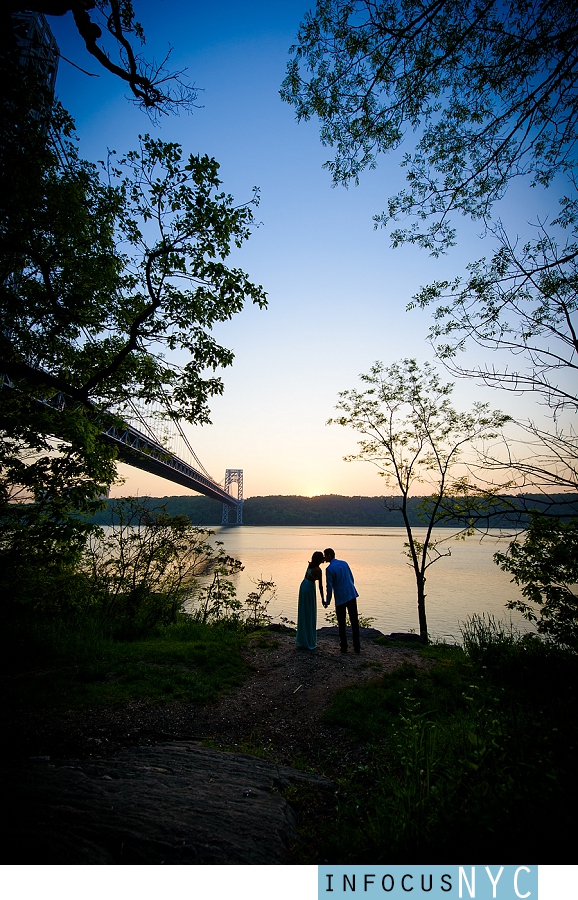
[4,627,428,864]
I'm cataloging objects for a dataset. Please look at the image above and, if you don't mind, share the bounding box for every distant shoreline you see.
[93,492,578,527]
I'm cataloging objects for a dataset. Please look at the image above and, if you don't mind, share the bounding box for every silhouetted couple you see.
[295,548,360,654]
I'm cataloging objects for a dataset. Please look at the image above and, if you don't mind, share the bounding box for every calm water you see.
[212,525,529,642]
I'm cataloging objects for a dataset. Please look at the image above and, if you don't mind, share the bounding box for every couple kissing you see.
[295,548,360,654]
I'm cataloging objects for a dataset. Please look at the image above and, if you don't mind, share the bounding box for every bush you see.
[315,622,578,861]
[459,612,522,664]
[81,498,240,634]
[495,515,578,650]
[1,496,277,637]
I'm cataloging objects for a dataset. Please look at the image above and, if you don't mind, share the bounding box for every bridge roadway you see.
[1,372,238,507]
[101,421,238,507]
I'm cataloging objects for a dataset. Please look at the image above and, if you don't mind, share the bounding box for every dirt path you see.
[193,626,429,767]
[7,627,428,766]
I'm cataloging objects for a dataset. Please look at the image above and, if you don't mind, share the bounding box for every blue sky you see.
[46,1,554,498]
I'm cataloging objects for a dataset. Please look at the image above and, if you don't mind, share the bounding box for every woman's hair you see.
[310,551,325,567]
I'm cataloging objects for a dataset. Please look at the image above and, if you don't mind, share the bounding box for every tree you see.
[6,2,198,116]
[411,220,578,495]
[282,1,577,442]
[2,130,266,414]
[495,515,578,650]
[0,9,264,617]
[283,1,578,610]
[329,358,509,639]
[1,91,266,423]
[0,73,266,586]
[81,497,244,632]
[282,0,578,253]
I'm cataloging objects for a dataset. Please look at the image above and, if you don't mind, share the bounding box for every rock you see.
[317,625,385,640]
[3,742,331,864]
[383,632,425,643]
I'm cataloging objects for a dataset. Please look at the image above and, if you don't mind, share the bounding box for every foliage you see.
[283,0,577,481]
[2,119,266,420]
[187,540,245,627]
[282,0,578,252]
[413,224,578,416]
[189,563,278,630]
[283,1,577,612]
[411,219,578,493]
[310,626,578,860]
[78,497,276,634]
[0,66,266,557]
[244,578,277,629]
[89,491,578,527]
[459,612,526,664]
[0,511,90,616]
[329,358,509,637]
[1,489,279,635]
[495,516,578,650]
[1,69,121,538]
[9,2,198,116]
[80,498,231,634]
[2,612,249,711]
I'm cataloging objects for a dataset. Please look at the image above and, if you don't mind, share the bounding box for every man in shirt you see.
[323,548,360,653]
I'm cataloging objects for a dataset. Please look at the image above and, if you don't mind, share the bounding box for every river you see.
[211,525,529,642]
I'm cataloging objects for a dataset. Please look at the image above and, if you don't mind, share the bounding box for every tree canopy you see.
[6,1,198,115]
[1,96,266,422]
[284,0,578,498]
[1,13,263,534]
[409,220,578,494]
[282,0,578,252]
[495,515,578,649]
[0,64,266,581]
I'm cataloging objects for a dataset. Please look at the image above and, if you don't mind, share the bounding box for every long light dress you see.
[295,568,317,650]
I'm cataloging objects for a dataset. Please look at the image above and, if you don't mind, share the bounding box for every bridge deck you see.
[101,424,238,507]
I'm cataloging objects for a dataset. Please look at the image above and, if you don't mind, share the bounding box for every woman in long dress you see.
[296,551,325,650]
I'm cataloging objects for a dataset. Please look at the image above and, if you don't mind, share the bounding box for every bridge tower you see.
[221,469,243,525]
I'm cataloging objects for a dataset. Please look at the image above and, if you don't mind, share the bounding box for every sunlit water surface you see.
[210,525,529,642]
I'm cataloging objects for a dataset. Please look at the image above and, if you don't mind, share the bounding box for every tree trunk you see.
[417,575,428,643]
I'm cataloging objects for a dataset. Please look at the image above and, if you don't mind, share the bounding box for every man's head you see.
[324,548,335,562]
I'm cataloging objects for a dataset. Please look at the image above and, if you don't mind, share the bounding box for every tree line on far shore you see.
[91,493,578,528]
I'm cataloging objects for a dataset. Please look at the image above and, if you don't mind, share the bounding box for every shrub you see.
[495,516,578,650]
[82,497,237,634]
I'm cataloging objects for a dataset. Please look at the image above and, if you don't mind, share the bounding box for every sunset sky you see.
[47,1,554,499]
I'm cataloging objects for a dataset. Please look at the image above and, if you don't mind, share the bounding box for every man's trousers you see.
[335,598,360,652]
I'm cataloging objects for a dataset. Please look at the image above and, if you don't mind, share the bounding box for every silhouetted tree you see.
[6,2,197,115]
[282,0,578,252]
[0,78,266,585]
[329,358,509,639]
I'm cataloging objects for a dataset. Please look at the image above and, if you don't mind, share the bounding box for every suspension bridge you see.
[1,376,244,524]
[101,400,244,525]
[6,15,244,523]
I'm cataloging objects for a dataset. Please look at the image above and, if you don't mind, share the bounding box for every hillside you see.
[91,493,578,527]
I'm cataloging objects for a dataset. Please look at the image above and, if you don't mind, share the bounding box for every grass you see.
[5,606,576,862]
[2,614,249,710]
[291,617,578,862]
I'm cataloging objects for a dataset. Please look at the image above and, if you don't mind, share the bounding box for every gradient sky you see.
[46,1,556,499]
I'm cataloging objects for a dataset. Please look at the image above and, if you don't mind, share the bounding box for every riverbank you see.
[3,626,425,863]
[4,627,423,762]
[3,620,577,862]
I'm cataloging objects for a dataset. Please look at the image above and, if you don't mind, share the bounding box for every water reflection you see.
[213,525,529,642]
